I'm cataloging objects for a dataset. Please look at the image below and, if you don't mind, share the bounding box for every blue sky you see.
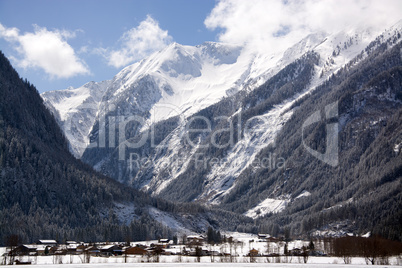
[0,0,218,92]
[0,0,400,93]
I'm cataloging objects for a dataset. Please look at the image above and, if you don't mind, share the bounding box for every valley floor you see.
[1,233,400,267]
[1,255,401,267]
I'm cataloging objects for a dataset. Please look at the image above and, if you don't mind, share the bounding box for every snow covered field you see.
[2,232,401,267]
[2,249,401,267]
[1,260,400,267]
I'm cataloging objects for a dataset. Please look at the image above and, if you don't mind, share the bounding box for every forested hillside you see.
[238,40,402,241]
[0,51,173,244]
[0,49,254,245]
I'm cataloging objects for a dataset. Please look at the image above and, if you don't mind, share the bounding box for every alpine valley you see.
[1,20,401,244]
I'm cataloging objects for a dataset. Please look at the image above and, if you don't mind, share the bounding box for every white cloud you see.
[205,0,402,54]
[0,23,90,78]
[103,15,173,68]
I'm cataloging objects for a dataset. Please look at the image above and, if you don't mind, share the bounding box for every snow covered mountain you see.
[43,21,401,204]
[42,80,111,157]
[41,21,402,239]
[89,24,394,189]
[42,36,332,158]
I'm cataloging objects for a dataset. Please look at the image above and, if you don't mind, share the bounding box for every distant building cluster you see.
[6,239,176,258]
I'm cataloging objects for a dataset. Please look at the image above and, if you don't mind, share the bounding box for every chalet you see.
[266,237,280,242]
[76,244,86,253]
[187,235,204,244]
[85,245,100,256]
[50,245,66,255]
[124,246,148,255]
[248,248,259,257]
[148,244,165,255]
[35,245,47,255]
[257,234,270,240]
[157,239,171,249]
[100,244,122,256]
[10,245,37,256]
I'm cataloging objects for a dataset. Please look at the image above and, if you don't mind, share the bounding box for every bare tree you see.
[6,234,21,265]
[333,236,354,264]
[301,245,309,264]
[362,236,381,265]
[195,246,202,262]
[209,244,215,263]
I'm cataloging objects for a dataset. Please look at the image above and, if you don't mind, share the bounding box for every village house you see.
[248,248,259,257]
[9,245,36,256]
[66,243,80,255]
[100,244,122,256]
[85,245,100,256]
[35,245,47,255]
[257,234,270,240]
[187,235,204,245]
[157,238,171,249]
[50,245,66,255]
[76,244,86,254]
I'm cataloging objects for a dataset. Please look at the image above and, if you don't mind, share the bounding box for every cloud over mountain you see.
[0,23,90,78]
[205,0,402,54]
[101,15,173,68]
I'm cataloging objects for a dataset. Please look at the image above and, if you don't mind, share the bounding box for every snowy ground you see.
[2,232,401,267]
[1,260,401,267]
[2,249,401,267]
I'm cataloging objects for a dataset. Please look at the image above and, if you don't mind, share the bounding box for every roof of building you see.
[100,244,116,250]
[187,235,203,239]
[38,240,57,244]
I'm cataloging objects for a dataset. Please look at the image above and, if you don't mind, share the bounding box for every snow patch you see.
[148,207,189,233]
[113,202,138,225]
[394,141,402,154]
[295,191,311,199]
[244,197,290,219]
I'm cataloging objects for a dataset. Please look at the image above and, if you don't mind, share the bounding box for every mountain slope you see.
[41,81,111,158]
[0,50,161,244]
[226,36,402,241]
[78,24,397,198]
